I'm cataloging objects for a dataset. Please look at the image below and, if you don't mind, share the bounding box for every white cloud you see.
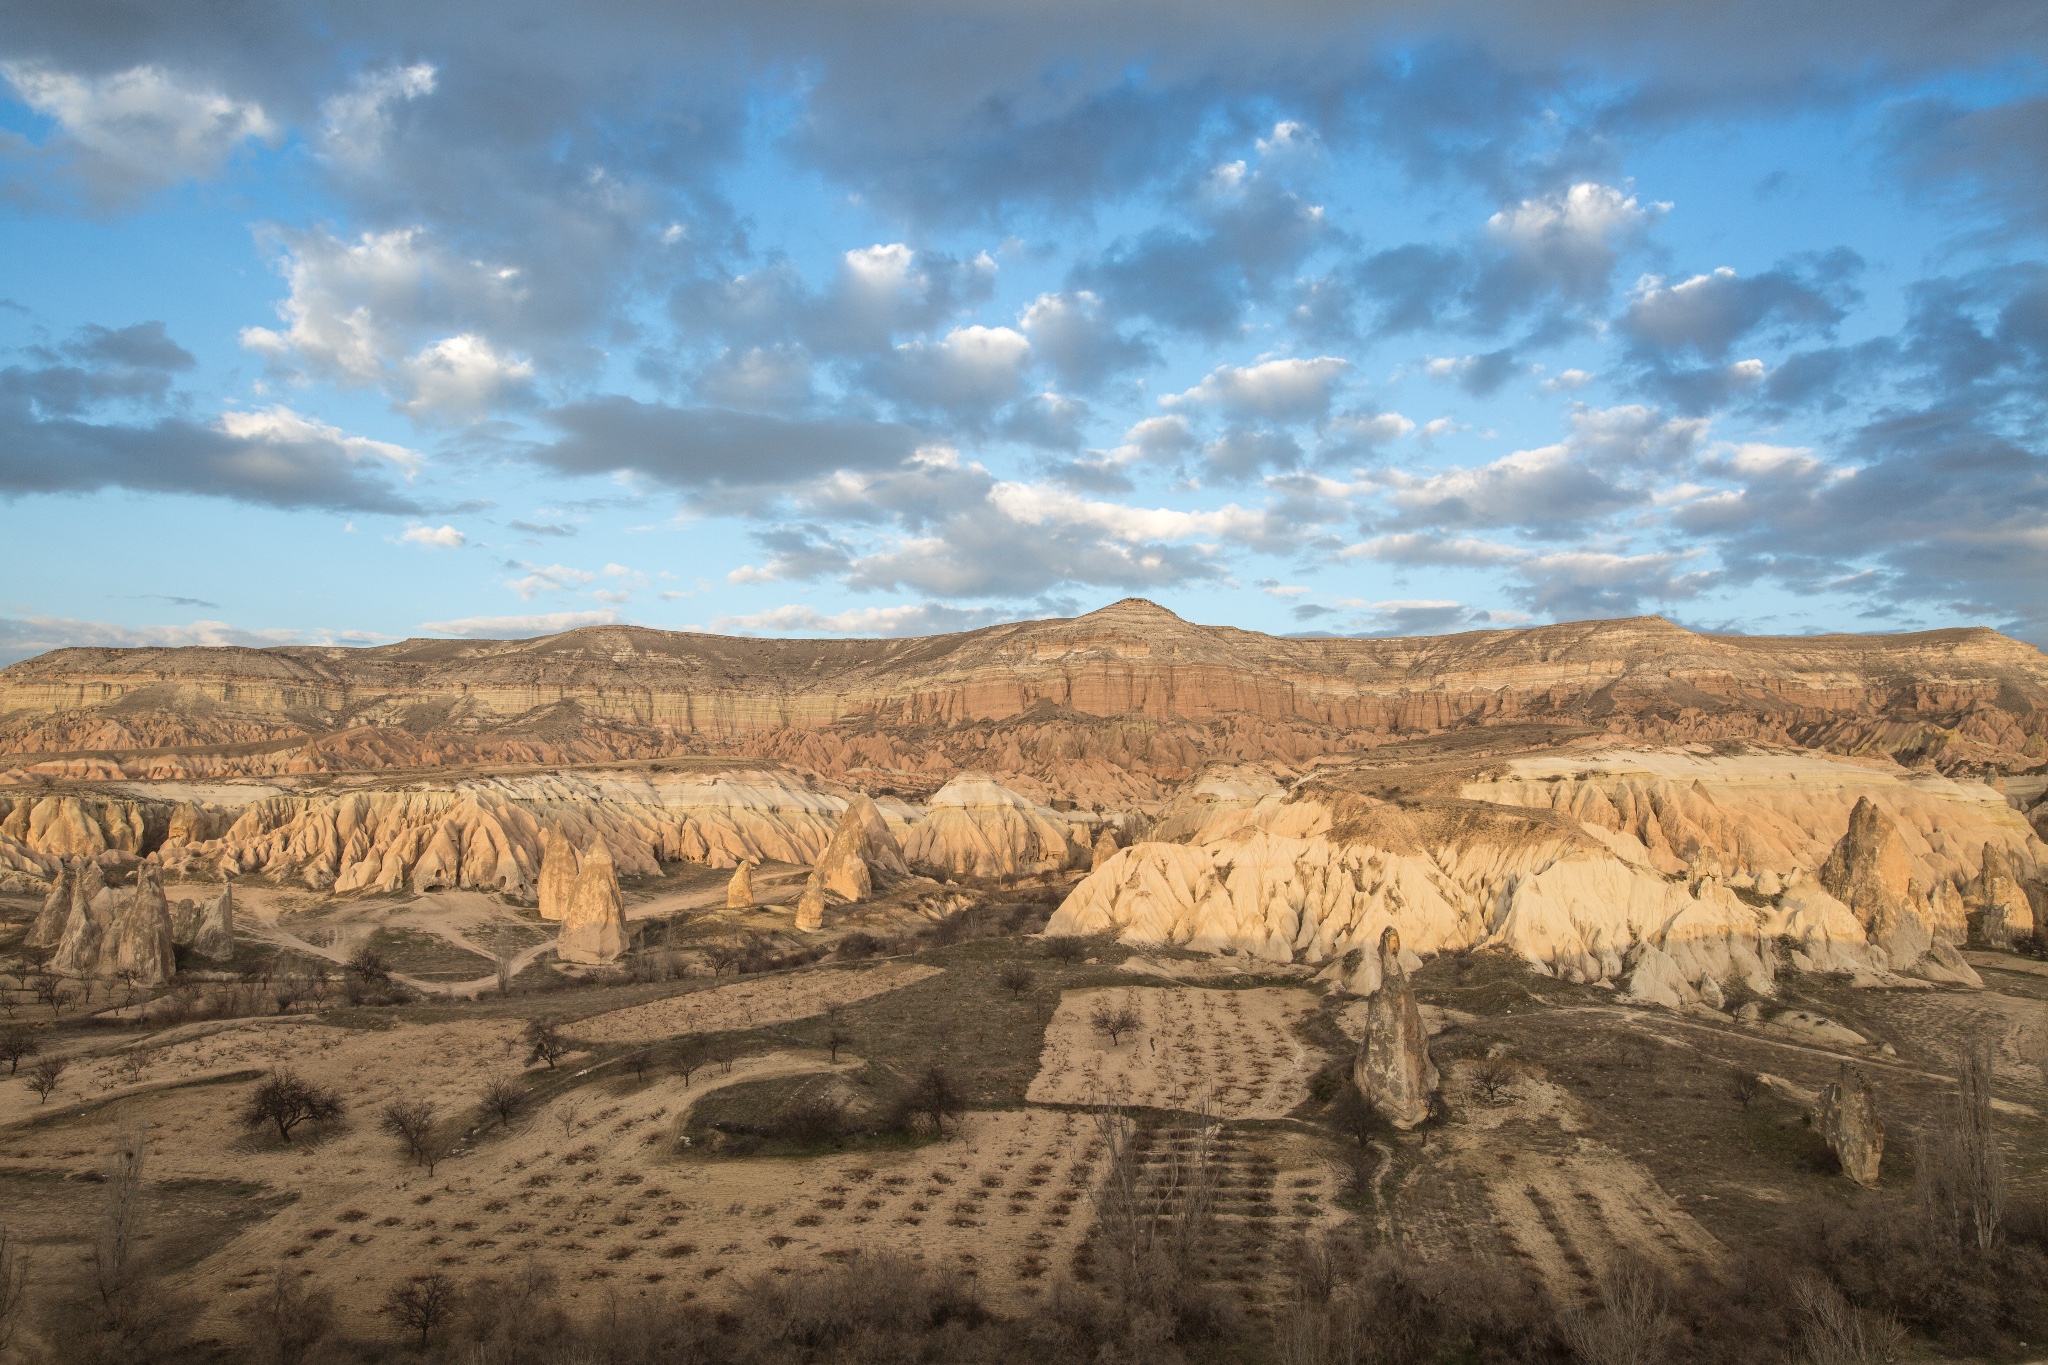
[1162,356,1351,422]
[398,333,535,417]
[1543,368,1596,391]
[986,482,1265,545]
[321,62,436,168]
[1261,583,1311,597]
[710,602,1015,636]
[400,523,465,548]
[0,613,385,667]
[505,563,597,599]
[1340,533,1527,566]
[1,62,276,202]
[216,405,422,476]
[420,610,621,638]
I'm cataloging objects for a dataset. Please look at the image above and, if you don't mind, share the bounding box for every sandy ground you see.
[567,962,944,1044]
[1026,986,1323,1119]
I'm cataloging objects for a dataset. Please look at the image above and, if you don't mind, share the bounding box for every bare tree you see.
[0,1227,28,1354]
[380,1100,451,1174]
[1730,1070,1764,1110]
[26,1054,67,1103]
[555,1098,584,1142]
[1470,1057,1518,1106]
[482,1074,527,1128]
[382,1271,457,1349]
[525,1018,571,1069]
[1557,1254,1675,1365]
[1089,995,1142,1046]
[494,950,517,995]
[1919,1035,2005,1252]
[0,1026,39,1075]
[251,1269,334,1365]
[673,1038,705,1088]
[825,1025,852,1064]
[900,1065,966,1137]
[1791,1276,1904,1365]
[240,1070,346,1142]
[998,963,1036,998]
[1042,935,1089,964]
[93,1132,148,1314]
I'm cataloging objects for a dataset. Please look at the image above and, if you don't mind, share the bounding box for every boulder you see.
[1971,842,2034,947]
[726,860,755,909]
[1815,1063,1884,1186]
[1819,797,1916,930]
[794,872,827,932]
[538,826,579,922]
[1354,927,1439,1129]
[556,839,627,965]
[28,859,73,948]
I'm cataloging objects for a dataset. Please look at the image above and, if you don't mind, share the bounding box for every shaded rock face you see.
[726,861,754,909]
[186,882,234,962]
[1819,797,1917,930]
[795,872,827,932]
[1354,928,1439,1129]
[1816,1064,1884,1187]
[537,826,579,922]
[29,859,73,948]
[1091,829,1121,870]
[556,839,626,965]
[1972,842,2035,947]
[52,859,175,985]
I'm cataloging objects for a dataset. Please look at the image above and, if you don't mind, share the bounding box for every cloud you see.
[526,398,924,495]
[398,333,536,418]
[1,61,276,205]
[1163,356,1350,422]
[863,324,1032,420]
[0,612,378,667]
[710,601,1018,636]
[400,523,465,547]
[320,62,437,169]
[504,563,597,599]
[1018,291,1155,390]
[694,345,814,413]
[509,519,577,537]
[1620,254,1860,361]
[419,609,622,638]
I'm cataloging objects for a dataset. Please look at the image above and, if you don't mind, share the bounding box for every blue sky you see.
[1,2,2045,663]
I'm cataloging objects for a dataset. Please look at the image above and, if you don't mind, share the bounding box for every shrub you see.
[525,1018,571,1069]
[382,1272,457,1349]
[773,1093,851,1147]
[0,1027,39,1076]
[481,1074,527,1129]
[893,1065,966,1138]
[1043,935,1089,964]
[240,1070,346,1142]
[998,963,1036,998]
[1089,996,1141,1046]
[836,931,884,961]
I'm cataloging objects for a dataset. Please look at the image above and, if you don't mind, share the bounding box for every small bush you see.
[998,962,1036,998]
[836,932,885,961]
[1043,935,1089,964]
[773,1094,851,1147]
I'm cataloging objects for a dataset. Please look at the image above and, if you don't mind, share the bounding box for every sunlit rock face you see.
[1047,744,2043,997]
[899,775,1082,881]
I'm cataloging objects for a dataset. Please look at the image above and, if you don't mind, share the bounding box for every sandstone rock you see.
[538,825,579,922]
[110,861,177,985]
[1770,1010,1867,1048]
[1927,878,1970,942]
[188,882,235,962]
[556,839,627,965]
[1815,1063,1884,1186]
[1354,928,1438,1129]
[1819,797,1916,930]
[1971,841,2035,947]
[726,860,755,908]
[794,872,827,932]
[49,859,113,978]
[1091,829,1121,870]
[814,794,901,903]
[900,774,1082,881]
[29,859,73,948]
[1627,944,1697,1011]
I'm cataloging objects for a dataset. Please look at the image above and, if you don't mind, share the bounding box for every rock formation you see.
[1819,797,1918,931]
[174,881,235,962]
[1354,928,1439,1129]
[900,775,1080,881]
[556,839,627,965]
[29,859,73,948]
[726,860,754,909]
[1970,841,2035,946]
[1815,1064,1884,1186]
[537,825,580,921]
[814,793,904,903]
[794,872,827,932]
[1091,828,1120,870]
[51,858,175,985]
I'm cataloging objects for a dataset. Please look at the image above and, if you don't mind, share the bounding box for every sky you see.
[1,0,2045,664]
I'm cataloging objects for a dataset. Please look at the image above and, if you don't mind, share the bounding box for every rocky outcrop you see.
[29,859,73,947]
[1355,928,1439,1129]
[1820,797,1919,931]
[1091,829,1120,870]
[1970,841,2035,946]
[556,840,626,965]
[726,861,754,908]
[1816,1064,1884,1186]
[51,859,175,985]
[794,873,827,932]
[173,881,235,962]
[537,826,579,922]
[814,793,905,903]
[900,775,1081,881]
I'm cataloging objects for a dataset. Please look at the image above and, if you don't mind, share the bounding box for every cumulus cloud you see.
[321,62,437,169]
[398,333,536,418]
[1620,256,1859,361]
[1163,356,1350,422]
[1018,291,1154,390]
[399,523,465,547]
[419,609,622,637]
[1,61,276,205]
[864,324,1032,420]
